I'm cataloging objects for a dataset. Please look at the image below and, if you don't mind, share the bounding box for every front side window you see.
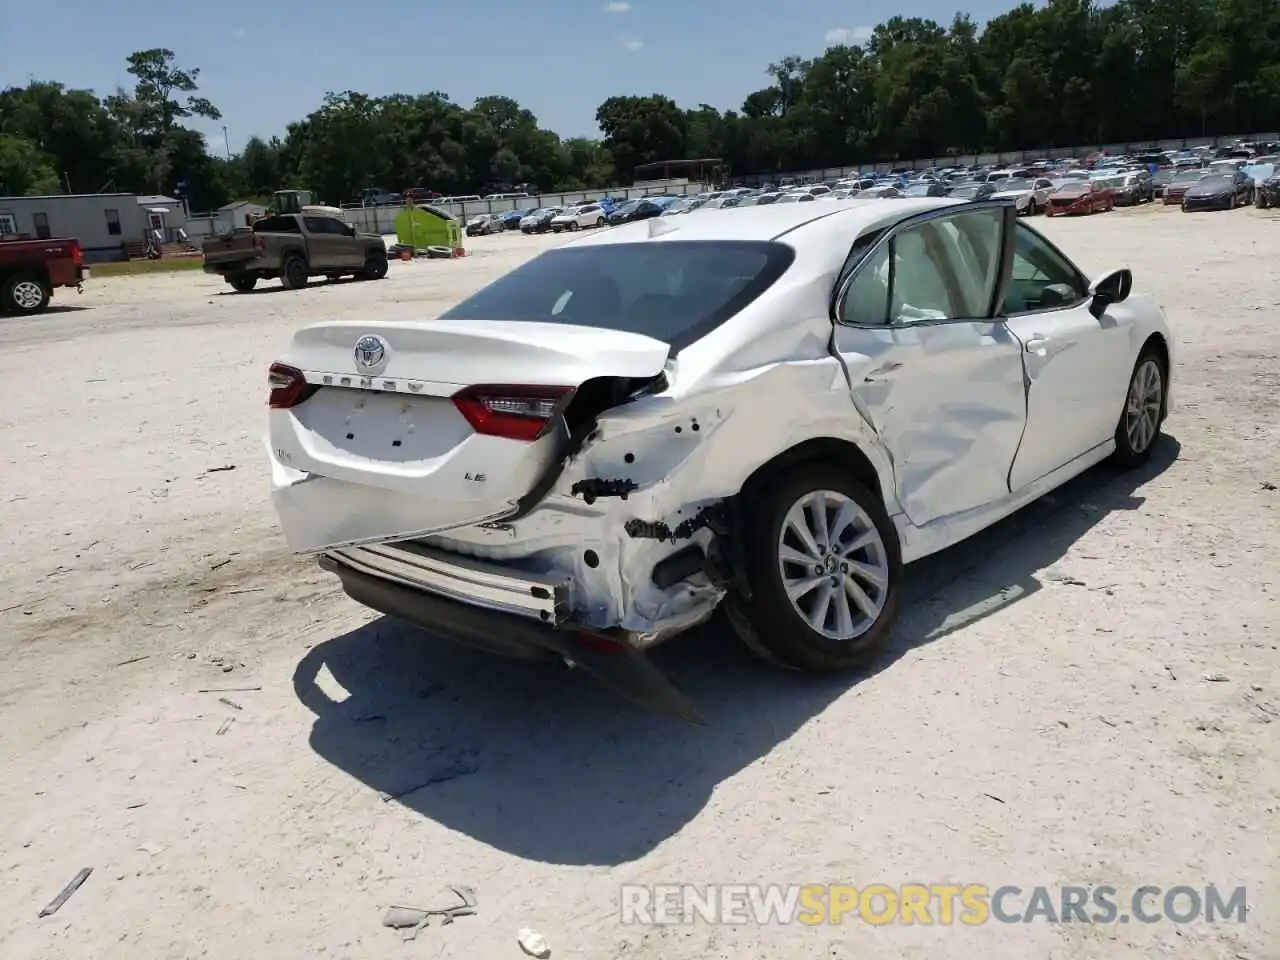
[438,240,794,351]
[1001,222,1088,315]
[104,209,121,235]
[839,209,1003,324]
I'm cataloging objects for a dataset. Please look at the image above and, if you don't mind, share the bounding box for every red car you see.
[1044,179,1116,216]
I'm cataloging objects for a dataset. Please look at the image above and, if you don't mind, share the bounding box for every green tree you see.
[0,134,62,195]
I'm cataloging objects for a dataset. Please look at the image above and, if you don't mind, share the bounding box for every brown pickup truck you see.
[202,213,388,292]
[0,236,89,315]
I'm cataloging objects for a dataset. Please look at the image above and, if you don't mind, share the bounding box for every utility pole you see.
[222,126,232,160]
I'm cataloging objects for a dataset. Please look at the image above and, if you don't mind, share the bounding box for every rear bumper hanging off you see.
[318,552,704,724]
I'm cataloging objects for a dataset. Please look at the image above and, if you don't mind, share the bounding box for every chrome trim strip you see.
[327,541,571,624]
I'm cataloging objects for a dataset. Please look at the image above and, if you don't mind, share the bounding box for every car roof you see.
[565,197,964,248]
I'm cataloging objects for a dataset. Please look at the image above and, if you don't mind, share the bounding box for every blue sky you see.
[0,0,1001,151]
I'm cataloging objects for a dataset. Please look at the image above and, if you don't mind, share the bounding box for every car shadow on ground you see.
[41,304,94,314]
[292,436,1179,866]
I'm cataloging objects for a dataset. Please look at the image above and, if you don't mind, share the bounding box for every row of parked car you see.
[462,146,1280,240]
[464,197,685,236]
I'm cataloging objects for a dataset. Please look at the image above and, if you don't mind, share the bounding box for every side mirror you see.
[1088,267,1132,318]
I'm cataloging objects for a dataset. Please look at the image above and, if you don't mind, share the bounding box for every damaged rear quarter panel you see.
[433,256,903,639]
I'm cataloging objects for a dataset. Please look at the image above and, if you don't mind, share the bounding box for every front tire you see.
[358,250,388,281]
[730,466,902,672]
[2,274,51,315]
[1112,348,1166,468]
[228,274,257,293]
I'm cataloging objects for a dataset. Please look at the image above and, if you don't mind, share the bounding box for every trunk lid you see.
[269,319,670,553]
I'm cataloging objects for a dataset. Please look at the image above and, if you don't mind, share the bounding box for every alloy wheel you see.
[777,489,890,640]
[12,280,44,310]
[1125,358,1163,455]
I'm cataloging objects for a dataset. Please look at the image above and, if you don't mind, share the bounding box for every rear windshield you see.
[253,216,300,232]
[437,240,794,351]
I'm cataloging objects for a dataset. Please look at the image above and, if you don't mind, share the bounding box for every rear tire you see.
[1258,192,1271,209]
[228,274,258,293]
[729,465,901,672]
[2,274,51,315]
[280,255,309,290]
[1111,347,1166,468]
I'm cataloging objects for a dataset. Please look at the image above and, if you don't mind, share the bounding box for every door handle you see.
[1023,336,1049,352]
[863,361,902,381]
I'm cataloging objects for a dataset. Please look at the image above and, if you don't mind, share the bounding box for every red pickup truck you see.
[0,237,89,315]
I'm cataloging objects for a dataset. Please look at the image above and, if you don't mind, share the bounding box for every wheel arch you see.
[737,437,893,513]
[1138,331,1171,420]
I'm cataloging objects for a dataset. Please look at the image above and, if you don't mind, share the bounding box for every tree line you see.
[2,0,1278,210]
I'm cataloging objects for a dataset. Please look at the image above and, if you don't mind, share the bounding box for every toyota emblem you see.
[353,335,387,371]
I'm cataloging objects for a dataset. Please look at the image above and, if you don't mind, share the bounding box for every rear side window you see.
[438,240,795,351]
[253,216,300,233]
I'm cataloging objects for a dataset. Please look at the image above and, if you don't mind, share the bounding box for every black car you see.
[1182,170,1254,211]
[1113,172,1156,205]
[606,199,665,225]
[902,181,949,198]
[520,207,563,233]
[947,181,997,201]
[1255,171,1280,208]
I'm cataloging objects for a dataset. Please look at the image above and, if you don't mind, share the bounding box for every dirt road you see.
[1,208,1276,959]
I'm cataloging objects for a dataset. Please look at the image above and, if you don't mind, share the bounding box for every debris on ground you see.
[215,717,235,735]
[198,465,237,477]
[518,927,552,958]
[382,885,477,941]
[198,686,261,694]
[1204,673,1230,683]
[115,655,149,667]
[218,697,242,710]
[38,867,92,917]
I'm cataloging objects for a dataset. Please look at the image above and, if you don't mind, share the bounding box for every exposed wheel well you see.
[739,438,887,509]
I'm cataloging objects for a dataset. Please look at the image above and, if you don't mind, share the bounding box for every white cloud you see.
[824,25,873,46]
[617,33,643,50]
[602,2,631,12]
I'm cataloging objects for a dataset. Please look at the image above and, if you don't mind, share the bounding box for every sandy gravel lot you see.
[1,205,1276,960]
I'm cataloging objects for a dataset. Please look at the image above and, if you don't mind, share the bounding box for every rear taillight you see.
[267,363,310,409]
[451,385,574,441]
[70,241,83,266]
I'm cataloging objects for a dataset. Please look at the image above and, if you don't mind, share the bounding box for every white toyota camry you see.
[266,198,1173,720]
